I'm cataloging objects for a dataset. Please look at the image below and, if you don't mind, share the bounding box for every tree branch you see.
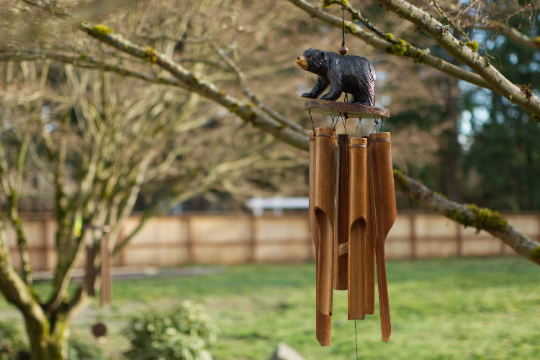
[287,0,491,89]
[214,46,306,134]
[375,0,540,116]
[489,23,540,50]
[79,24,308,149]
[393,170,540,265]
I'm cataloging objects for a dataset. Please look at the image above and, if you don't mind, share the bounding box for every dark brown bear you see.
[296,48,376,105]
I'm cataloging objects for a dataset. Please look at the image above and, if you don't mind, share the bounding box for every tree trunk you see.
[25,315,68,360]
[441,75,461,202]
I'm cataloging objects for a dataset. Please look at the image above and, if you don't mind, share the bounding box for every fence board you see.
[3,212,539,271]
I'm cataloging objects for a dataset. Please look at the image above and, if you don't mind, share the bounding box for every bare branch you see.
[215,47,306,133]
[287,0,491,89]
[394,170,540,265]
[80,24,308,149]
[489,23,540,50]
[375,0,540,116]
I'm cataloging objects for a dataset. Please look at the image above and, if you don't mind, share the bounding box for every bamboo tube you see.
[365,136,376,315]
[310,130,331,346]
[314,127,335,319]
[85,245,94,297]
[368,132,397,343]
[334,134,350,290]
[348,137,368,320]
[309,130,319,252]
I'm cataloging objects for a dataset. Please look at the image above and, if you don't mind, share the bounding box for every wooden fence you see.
[6,212,540,271]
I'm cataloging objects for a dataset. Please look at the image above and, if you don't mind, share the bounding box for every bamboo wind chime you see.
[308,122,396,346]
[299,0,395,347]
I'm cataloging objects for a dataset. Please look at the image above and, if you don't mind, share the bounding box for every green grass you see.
[1,257,540,359]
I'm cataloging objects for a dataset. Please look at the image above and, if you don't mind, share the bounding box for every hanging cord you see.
[355,320,359,360]
[331,116,338,130]
[355,118,363,137]
[309,109,316,132]
[340,112,349,136]
[373,117,379,134]
[342,0,346,48]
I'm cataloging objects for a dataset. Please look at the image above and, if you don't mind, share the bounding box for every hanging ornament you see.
[300,0,395,349]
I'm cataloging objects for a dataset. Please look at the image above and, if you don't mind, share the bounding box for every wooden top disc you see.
[305,100,390,119]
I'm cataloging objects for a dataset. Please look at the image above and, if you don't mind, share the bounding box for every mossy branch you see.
[393,169,540,266]
[374,0,540,117]
[287,0,491,89]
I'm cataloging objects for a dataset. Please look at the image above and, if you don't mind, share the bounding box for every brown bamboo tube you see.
[368,132,397,343]
[309,130,319,252]
[334,134,350,290]
[348,137,368,320]
[314,127,335,319]
[85,245,94,297]
[365,136,376,315]
[310,130,331,346]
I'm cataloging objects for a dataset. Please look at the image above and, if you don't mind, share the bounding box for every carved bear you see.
[296,48,376,105]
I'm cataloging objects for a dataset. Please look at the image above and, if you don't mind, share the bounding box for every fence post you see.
[249,216,257,263]
[42,220,50,271]
[409,214,416,260]
[186,216,195,264]
[456,223,463,257]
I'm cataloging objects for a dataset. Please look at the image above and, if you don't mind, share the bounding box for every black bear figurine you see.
[296,48,376,106]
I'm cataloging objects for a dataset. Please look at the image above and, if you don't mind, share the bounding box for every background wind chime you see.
[296,0,396,348]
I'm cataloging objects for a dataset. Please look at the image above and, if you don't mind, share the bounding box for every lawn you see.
[1,257,540,359]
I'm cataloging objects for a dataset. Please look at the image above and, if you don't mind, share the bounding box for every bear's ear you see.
[320,52,326,59]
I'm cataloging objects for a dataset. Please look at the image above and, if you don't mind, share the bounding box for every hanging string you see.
[339,0,348,55]
[355,118,363,137]
[331,115,337,130]
[342,0,346,48]
[309,109,316,132]
[340,112,348,136]
[355,320,359,360]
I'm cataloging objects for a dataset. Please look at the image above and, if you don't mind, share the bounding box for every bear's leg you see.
[320,85,342,101]
[302,77,330,99]
[349,93,371,105]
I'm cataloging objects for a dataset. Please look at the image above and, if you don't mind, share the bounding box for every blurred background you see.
[0,0,539,359]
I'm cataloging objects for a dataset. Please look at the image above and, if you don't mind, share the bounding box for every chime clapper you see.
[335,134,351,291]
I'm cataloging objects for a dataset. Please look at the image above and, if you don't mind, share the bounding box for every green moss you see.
[93,25,114,36]
[532,36,540,45]
[532,114,540,123]
[144,46,157,63]
[466,41,479,52]
[392,169,408,190]
[228,104,239,113]
[321,0,348,8]
[433,191,447,199]
[384,33,394,41]
[397,38,410,46]
[218,89,227,97]
[391,44,407,56]
[465,204,508,232]
[531,246,540,262]
[79,53,87,59]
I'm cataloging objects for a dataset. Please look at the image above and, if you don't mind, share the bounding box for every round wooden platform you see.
[305,100,390,119]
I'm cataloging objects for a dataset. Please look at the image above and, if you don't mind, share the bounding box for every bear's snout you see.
[295,56,308,69]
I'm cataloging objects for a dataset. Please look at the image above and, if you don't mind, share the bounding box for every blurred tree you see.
[0,0,540,358]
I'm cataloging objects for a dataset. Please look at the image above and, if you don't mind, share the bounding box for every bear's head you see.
[296,48,327,75]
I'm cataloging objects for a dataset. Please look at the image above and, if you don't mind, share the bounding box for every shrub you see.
[68,337,103,360]
[123,301,219,360]
[0,321,30,360]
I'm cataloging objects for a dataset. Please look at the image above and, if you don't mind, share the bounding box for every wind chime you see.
[296,0,396,348]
